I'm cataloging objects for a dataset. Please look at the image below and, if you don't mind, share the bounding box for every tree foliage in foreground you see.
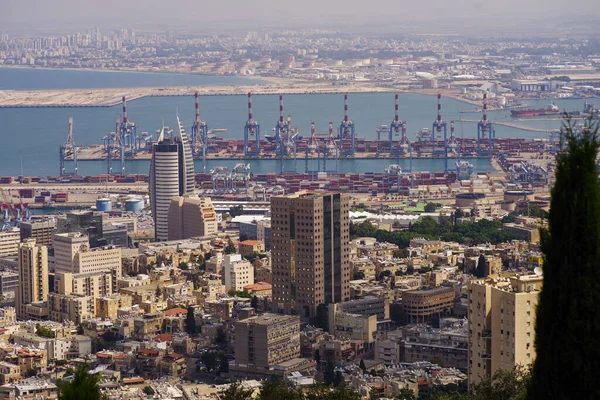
[57,366,101,400]
[528,119,600,399]
[221,378,360,400]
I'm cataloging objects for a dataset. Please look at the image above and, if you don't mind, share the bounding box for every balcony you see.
[482,329,492,339]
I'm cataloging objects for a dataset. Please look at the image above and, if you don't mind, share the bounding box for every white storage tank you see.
[124,196,144,212]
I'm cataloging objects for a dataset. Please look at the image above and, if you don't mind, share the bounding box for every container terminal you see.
[66,92,584,177]
[0,92,577,224]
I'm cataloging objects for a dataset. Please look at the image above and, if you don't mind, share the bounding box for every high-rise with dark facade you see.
[149,118,194,241]
[270,192,350,322]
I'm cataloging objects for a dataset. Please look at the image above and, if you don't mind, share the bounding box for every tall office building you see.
[149,117,194,241]
[167,196,218,240]
[16,239,49,320]
[468,274,542,385]
[270,192,350,321]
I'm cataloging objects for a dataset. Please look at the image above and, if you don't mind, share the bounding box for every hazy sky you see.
[2,0,598,34]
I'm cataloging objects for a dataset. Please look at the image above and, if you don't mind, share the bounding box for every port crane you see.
[389,94,409,161]
[431,94,449,172]
[305,121,323,176]
[339,93,356,156]
[274,96,298,174]
[323,122,340,173]
[191,92,209,172]
[59,117,79,177]
[477,93,495,156]
[243,93,261,157]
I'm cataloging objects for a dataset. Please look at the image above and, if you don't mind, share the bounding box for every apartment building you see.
[0,229,20,257]
[16,239,49,320]
[53,233,121,293]
[167,196,218,240]
[233,313,300,370]
[48,293,95,324]
[223,254,254,292]
[468,273,542,385]
[270,192,350,321]
[402,286,455,323]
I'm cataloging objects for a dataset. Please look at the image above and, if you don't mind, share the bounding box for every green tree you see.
[379,270,392,279]
[501,214,516,223]
[323,359,335,385]
[474,255,486,278]
[471,366,529,400]
[359,359,367,374]
[201,351,217,371]
[57,366,101,400]
[529,119,600,399]
[185,306,196,334]
[225,240,237,254]
[251,295,259,310]
[424,202,438,212]
[220,382,255,400]
[333,370,344,387]
[353,271,365,280]
[306,382,361,400]
[25,368,37,377]
[219,355,229,373]
[396,388,416,400]
[143,386,155,395]
[258,378,303,400]
[178,262,189,270]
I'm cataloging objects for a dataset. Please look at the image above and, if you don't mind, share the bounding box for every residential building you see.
[328,306,377,344]
[149,120,194,241]
[223,254,254,292]
[375,340,400,364]
[243,282,272,297]
[54,272,113,298]
[0,271,19,296]
[239,240,265,256]
[232,313,302,378]
[95,294,133,320]
[53,233,121,292]
[402,287,455,323]
[468,274,543,385]
[333,296,390,321]
[48,293,95,324]
[19,220,56,246]
[270,192,350,321]
[16,239,49,320]
[0,229,20,257]
[167,196,218,240]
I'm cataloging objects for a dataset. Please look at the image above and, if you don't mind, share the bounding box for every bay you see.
[0,68,592,177]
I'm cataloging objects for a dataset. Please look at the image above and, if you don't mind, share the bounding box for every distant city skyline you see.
[2,0,599,36]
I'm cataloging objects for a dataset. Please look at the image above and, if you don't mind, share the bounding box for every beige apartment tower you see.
[468,274,543,385]
[16,239,49,320]
[270,192,350,321]
[167,196,218,240]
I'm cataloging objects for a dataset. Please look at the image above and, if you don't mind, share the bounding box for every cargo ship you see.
[511,104,560,117]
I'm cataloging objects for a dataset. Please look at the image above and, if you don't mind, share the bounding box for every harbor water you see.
[0,68,591,176]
